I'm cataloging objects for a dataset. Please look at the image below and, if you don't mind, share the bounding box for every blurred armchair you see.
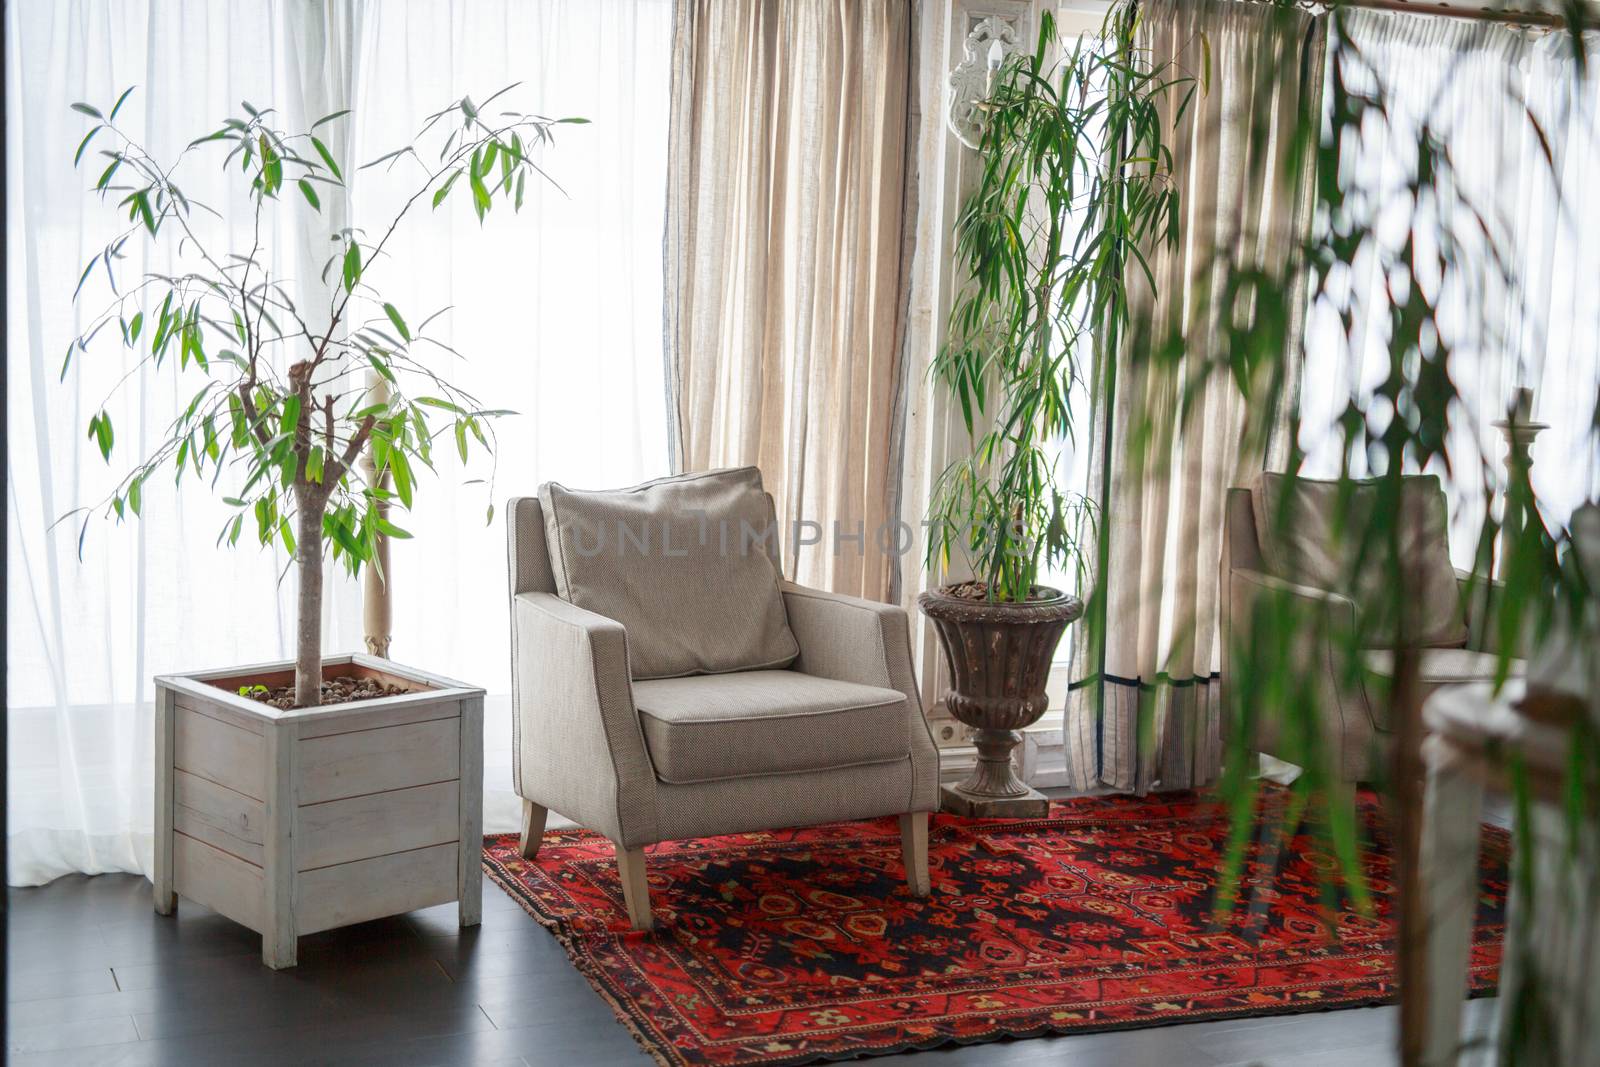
[1221,474,1523,783]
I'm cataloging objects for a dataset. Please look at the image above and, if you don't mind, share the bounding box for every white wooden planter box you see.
[152,654,484,968]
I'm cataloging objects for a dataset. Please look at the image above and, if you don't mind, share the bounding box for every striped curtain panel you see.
[662,0,917,600]
[1064,0,1325,793]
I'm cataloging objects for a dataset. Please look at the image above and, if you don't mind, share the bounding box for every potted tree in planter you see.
[922,8,1190,816]
[65,85,572,965]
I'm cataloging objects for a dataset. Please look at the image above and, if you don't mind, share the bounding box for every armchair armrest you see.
[780,582,940,810]
[1233,567,1358,614]
[512,593,658,846]
[781,583,913,693]
[1229,566,1377,780]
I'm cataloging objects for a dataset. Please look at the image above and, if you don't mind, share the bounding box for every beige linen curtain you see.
[1064,0,1325,792]
[663,0,916,599]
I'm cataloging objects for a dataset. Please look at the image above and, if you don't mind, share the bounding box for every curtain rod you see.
[1310,1,1573,29]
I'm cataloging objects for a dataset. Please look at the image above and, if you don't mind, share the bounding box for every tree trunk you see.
[294,497,325,708]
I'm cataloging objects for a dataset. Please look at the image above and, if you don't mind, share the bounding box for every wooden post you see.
[361,371,393,658]
[262,719,299,969]
[1419,736,1486,1066]
[457,694,484,928]
[152,685,177,915]
[1394,647,1427,1067]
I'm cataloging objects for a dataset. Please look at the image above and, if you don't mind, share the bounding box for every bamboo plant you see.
[65,84,578,707]
[926,7,1194,604]
[1114,3,1600,1064]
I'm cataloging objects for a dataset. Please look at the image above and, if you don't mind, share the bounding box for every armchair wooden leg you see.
[899,812,931,897]
[615,844,654,931]
[518,799,548,860]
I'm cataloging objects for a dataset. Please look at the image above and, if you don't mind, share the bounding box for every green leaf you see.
[127,476,143,516]
[311,108,351,131]
[388,450,414,509]
[376,517,414,539]
[95,156,121,190]
[88,411,114,461]
[227,394,248,446]
[342,242,362,293]
[280,394,302,441]
[259,135,283,195]
[297,179,321,211]
[71,102,103,119]
[74,126,102,166]
[432,169,463,209]
[359,146,412,171]
[73,260,96,300]
[468,165,490,222]
[366,352,396,384]
[382,303,411,342]
[128,312,143,345]
[414,396,465,414]
[454,421,469,463]
[133,189,156,233]
[254,498,273,544]
[310,135,343,181]
[107,86,136,122]
[327,512,365,560]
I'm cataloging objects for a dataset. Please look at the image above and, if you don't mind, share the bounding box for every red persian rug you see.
[482,789,1508,1066]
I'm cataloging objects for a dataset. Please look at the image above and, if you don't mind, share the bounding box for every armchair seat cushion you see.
[634,670,908,785]
[1363,648,1526,729]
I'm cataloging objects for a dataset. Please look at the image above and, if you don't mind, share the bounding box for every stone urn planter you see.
[919,585,1084,817]
[152,654,484,968]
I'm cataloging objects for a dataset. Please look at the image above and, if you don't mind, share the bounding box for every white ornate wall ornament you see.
[946,15,1017,149]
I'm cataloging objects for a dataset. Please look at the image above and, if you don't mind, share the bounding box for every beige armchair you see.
[506,468,940,930]
[1222,475,1523,783]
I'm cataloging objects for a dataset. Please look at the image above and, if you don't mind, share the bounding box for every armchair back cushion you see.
[539,467,799,679]
[1250,472,1467,649]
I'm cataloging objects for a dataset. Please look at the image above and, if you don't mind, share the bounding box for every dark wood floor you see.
[5,867,1497,1067]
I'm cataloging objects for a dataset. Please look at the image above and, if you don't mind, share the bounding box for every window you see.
[5,0,674,883]
[1298,14,1600,565]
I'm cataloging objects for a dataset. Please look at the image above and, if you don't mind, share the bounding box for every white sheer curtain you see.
[351,0,671,693]
[1299,13,1600,562]
[5,0,672,885]
[349,0,672,833]
[5,0,364,887]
